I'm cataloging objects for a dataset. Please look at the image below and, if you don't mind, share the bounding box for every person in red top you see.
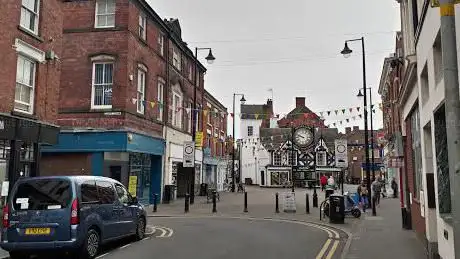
[320,174,328,191]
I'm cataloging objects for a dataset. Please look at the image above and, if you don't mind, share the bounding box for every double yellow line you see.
[315,225,340,259]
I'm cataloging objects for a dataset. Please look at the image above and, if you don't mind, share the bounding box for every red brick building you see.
[202,90,228,189]
[344,126,384,183]
[0,0,62,189]
[39,0,207,204]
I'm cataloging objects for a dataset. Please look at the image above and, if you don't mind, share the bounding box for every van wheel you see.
[9,252,28,259]
[81,228,100,259]
[135,217,146,240]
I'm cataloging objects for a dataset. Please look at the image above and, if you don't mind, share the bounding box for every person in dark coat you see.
[391,177,398,198]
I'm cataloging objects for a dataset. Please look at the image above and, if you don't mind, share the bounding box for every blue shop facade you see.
[41,130,165,205]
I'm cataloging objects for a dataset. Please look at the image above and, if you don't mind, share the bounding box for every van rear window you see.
[12,179,71,210]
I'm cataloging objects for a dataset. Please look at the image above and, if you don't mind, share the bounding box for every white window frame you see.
[247,126,253,137]
[15,55,36,114]
[157,78,164,121]
[91,61,114,109]
[173,50,181,70]
[188,65,193,81]
[137,66,146,114]
[158,34,164,56]
[138,14,146,40]
[172,92,182,128]
[95,0,116,28]
[20,0,40,35]
[187,102,192,133]
[316,151,327,166]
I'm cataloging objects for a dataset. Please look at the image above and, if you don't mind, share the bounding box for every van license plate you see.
[25,228,51,235]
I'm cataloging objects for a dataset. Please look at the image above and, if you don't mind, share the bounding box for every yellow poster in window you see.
[195,131,203,147]
[431,0,460,7]
[128,175,137,197]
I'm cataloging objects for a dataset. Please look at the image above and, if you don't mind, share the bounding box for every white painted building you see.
[239,99,273,185]
[397,1,460,258]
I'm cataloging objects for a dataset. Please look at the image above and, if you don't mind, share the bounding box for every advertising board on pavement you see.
[282,192,296,213]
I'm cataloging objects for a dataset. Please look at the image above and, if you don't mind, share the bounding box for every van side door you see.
[95,181,119,240]
[114,184,136,235]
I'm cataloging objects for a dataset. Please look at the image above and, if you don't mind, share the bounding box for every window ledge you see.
[18,26,44,43]
[440,213,453,225]
[11,110,38,120]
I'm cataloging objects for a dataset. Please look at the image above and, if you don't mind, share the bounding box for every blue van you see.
[0,176,147,259]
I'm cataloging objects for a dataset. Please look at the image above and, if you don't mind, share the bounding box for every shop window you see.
[411,107,422,198]
[435,105,451,214]
[96,181,116,204]
[171,162,179,185]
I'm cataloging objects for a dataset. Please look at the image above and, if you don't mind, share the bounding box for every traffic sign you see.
[335,139,348,168]
[183,141,195,167]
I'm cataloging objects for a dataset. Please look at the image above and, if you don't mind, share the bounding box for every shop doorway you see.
[110,166,122,182]
[261,171,265,185]
[176,163,194,198]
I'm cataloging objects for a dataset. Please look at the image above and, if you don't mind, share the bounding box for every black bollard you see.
[275,192,279,213]
[306,193,310,214]
[313,187,318,208]
[244,191,248,213]
[212,191,217,213]
[185,193,190,213]
[153,193,158,213]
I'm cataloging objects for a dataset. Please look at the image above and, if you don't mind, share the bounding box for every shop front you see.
[0,114,59,197]
[41,130,164,204]
[265,166,291,187]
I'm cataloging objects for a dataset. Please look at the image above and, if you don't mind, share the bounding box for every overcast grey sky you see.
[148,0,400,138]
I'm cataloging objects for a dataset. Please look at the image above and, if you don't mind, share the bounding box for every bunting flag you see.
[371,104,375,109]
[339,121,342,125]
[335,110,338,115]
[349,108,353,113]
[359,114,363,119]
[320,112,323,117]
[346,119,349,123]
[131,98,137,104]
[372,109,376,113]
[230,113,234,117]
[150,101,156,108]
[333,123,336,126]
[342,109,346,114]
[357,107,360,112]
[327,111,331,116]
[255,114,260,119]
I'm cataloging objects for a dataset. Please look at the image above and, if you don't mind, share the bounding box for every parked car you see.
[0,176,147,259]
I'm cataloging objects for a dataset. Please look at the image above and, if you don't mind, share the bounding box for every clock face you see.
[294,128,313,147]
[337,144,346,153]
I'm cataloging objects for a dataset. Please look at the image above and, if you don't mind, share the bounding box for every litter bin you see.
[163,185,175,204]
[200,183,208,196]
[329,194,345,224]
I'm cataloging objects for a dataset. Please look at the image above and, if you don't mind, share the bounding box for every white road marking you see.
[154,226,167,237]
[145,225,156,235]
[152,225,174,238]
[119,243,132,250]
[96,253,110,259]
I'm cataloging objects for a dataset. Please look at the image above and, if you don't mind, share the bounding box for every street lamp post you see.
[358,87,375,181]
[191,47,215,204]
[341,37,376,216]
[232,94,246,192]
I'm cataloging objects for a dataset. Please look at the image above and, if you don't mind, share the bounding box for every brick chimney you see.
[345,127,351,134]
[295,97,305,108]
[353,126,359,131]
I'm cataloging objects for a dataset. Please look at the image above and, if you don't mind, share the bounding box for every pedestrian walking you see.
[391,177,398,198]
[372,176,382,206]
[320,174,327,191]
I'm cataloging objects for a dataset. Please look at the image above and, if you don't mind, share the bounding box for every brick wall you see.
[404,115,426,235]
[40,153,92,176]
[0,0,63,123]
